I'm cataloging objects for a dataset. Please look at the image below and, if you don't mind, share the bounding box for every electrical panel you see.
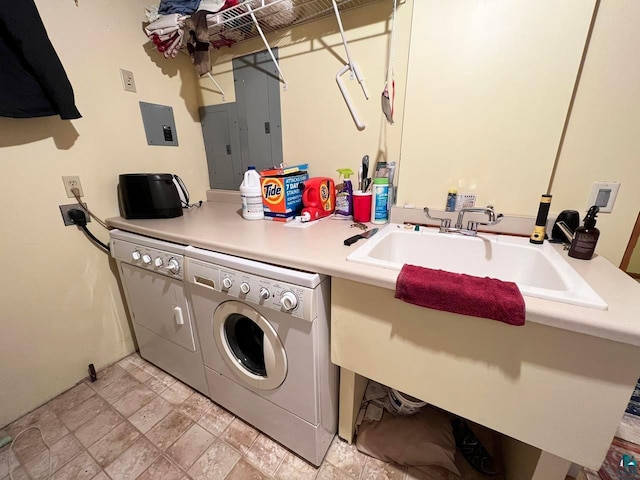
[139,101,178,146]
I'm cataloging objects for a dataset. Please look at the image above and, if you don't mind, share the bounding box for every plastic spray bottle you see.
[335,168,354,216]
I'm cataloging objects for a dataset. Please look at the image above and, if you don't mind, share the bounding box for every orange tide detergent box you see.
[259,164,309,221]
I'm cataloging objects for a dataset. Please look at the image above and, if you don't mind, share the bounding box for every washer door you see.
[213,300,287,390]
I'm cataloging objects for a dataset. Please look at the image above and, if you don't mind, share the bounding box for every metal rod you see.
[247,4,288,89]
[206,73,225,101]
[337,64,365,129]
[332,0,355,76]
[332,0,368,98]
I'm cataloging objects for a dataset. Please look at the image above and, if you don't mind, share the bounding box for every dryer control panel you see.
[112,238,184,279]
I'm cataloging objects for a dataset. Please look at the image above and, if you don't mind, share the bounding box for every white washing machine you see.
[184,246,338,466]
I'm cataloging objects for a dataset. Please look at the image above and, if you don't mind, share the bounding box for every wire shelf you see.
[205,0,382,49]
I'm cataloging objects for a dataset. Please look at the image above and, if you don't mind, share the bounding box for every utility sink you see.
[347,224,607,310]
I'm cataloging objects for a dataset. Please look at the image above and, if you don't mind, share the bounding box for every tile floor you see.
[574,412,640,479]
[0,353,484,480]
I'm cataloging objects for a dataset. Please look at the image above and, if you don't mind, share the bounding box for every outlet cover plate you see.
[62,175,83,198]
[587,181,620,213]
[59,203,91,226]
[120,68,136,93]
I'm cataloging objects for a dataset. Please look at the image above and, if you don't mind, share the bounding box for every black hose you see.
[80,225,110,252]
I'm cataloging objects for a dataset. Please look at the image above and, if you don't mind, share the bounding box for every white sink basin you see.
[347,224,607,310]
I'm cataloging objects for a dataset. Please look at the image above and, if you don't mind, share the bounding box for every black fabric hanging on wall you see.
[0,0,81,120]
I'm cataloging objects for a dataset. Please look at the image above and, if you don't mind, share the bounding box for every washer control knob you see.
[222,277,233,289]
[142,254,152,265]
[154,257,163,268]
[240,282,250,294]
[166,258,180,274]
[280,292,298,311]
[132,251,141,261]
[259,287,270,300]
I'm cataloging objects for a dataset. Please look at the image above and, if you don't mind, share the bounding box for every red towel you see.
[395,264,525,326]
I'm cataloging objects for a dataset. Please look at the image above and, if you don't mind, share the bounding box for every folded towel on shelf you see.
[145,14,186,58]
[394,264,525,326]
[153,31,183,57]
[144,13,184,36]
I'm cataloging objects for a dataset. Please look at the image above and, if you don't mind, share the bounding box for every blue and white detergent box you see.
[260,165,309,221]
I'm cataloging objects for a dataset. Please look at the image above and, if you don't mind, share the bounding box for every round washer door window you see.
[213,300,287,390]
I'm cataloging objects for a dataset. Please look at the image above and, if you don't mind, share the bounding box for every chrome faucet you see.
[424,205,503,236]
[456,206,503,230]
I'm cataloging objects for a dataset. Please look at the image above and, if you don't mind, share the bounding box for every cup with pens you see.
[354,155,372,222]
[354,156,396,223]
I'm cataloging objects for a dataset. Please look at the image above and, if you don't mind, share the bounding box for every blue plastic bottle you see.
[335,168,354,216]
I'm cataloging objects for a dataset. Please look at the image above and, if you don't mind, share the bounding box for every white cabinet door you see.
[121,263,196,352]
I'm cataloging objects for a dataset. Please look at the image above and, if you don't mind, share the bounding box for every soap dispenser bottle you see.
[568,206,600,260]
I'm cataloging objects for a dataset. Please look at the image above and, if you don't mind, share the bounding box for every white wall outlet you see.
[120,68,136,93]
[62,176,84,198]
[586,181,620,213]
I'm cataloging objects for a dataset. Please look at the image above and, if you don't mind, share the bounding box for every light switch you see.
[594,189,611,208]
[587,181,620,213]
[120,69,136,93]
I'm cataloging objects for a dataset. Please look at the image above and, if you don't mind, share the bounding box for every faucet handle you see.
[485,205,496,222]
[423,208,452,230]
[468,213,504,231]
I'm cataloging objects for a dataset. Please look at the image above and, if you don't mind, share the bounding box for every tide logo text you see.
[262,179,284,205]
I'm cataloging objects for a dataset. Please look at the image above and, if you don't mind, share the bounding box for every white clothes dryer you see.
[184,246,338,466]
[110,230,208,394]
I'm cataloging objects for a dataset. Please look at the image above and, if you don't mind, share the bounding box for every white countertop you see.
[106,201,640,347]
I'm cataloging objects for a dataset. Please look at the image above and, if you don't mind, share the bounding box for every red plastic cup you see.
[353,190,372,223]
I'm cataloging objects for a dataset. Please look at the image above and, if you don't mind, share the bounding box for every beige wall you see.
[0,0,209,427]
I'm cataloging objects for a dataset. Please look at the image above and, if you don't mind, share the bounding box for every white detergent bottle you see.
[240,166,264,220]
